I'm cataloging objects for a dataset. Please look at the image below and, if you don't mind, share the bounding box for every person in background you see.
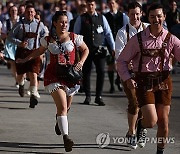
[16,11,89,152]
[25,10,49,98]
[115,2,149,149]
[74,0,115,106]
[18,4,26,20]
[0,1,14,22]
[58,0,73,28]
[166,0,180,32]
[117,3,180,154]
[8,5,46,108]
[104,0,129,93]
[69,3,87,32]
[2,5,20,88]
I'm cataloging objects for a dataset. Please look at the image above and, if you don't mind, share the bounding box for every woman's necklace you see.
[55,33,70,63]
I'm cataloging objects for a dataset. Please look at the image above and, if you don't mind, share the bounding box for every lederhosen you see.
[15,21,41,75]
[134,32,172,107]
[122,24,146,115]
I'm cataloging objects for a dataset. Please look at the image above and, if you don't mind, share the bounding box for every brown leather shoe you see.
[63,134,74,152]
[19,85,25,97]
[29,95,38,108]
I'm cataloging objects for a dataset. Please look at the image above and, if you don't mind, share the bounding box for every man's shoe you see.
[29,95,38,108]
[115,78,123,92]
[83,97,91,105]
[95,97,105,106]
[55,114,61,135]
[63,134,74,152]
[19,85,25,97]
[109,86,115,93]
[136,119,147,148]
[126,133,138,149]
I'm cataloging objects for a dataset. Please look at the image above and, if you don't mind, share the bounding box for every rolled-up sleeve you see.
[173,36,180,61]
[117,36,138,81]
[115,29,126,60]
[102,15,115,51]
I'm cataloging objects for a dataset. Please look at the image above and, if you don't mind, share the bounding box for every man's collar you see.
[110,10,118,15]
[146,26,164,38]
[89,11,98,16]
[24,18,35,23]
[128,22,143,31]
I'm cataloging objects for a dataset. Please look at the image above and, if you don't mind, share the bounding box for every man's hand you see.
[19,41,28,48]
[111,50,115,57]
[16,58,27,63]
[126,78,137,89]
[0,52,4,60]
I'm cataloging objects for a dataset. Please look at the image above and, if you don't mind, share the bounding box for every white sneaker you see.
[15,83,19,88]
[126,133,138,149]
[136,119,147,148]
[26,90,31,96]
[36,91,40,98]
[137,128,147,148]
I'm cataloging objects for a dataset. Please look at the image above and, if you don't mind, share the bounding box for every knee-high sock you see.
[19,80,25,86]
[30,86,38,96]
[57,116,68,135]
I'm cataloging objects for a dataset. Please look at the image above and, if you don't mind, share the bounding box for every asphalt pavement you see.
[0,65,180,154]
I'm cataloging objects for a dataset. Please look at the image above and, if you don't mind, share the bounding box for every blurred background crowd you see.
[0,0,179,93]
[0,0,179,30]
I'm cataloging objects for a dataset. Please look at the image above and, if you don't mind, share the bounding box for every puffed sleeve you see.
[74,35,83,47]
[40,37,48,48]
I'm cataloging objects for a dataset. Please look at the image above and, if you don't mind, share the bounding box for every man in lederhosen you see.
[117,3,180,154]
[8,5,46,108]
[115,2,149,149]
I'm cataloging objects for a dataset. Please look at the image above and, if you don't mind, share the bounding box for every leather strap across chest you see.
[21,21,40,49]
[137,32,171,73]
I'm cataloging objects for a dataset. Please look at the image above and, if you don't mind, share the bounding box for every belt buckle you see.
[158,82,168,90]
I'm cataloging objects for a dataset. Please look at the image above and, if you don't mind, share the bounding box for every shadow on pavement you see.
[0,141,131,153]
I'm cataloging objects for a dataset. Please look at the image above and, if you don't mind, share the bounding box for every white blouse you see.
[40,34,84,54]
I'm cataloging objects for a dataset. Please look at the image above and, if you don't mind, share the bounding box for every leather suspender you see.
[160,32,171,71]
[21,20,41,49]
[126,23,146,43]
[126,24,130,42]
[137,32,171,73]
[137,32,143,73]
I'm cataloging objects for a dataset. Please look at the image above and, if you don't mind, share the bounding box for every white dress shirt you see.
[115,22,149,60]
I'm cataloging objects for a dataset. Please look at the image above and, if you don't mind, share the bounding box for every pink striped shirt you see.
[117,27,180,81]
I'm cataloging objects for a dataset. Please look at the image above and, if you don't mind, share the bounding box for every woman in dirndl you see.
[16,11,89,152]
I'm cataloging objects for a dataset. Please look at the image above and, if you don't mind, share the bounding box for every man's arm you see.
[102,15,115,51]
[123,13,129,26]
[115,28,126,60]
[116,35,138,81]
[73,16,81,34]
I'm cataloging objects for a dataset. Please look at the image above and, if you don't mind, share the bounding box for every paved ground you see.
[0,65,180,154]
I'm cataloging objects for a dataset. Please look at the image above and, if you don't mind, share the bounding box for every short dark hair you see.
[169,0,177,4]
[107,0,118,3]
[127,2,142,13]
[25,4,35,10]
[147,3,165,17]
[86,0,96,3]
